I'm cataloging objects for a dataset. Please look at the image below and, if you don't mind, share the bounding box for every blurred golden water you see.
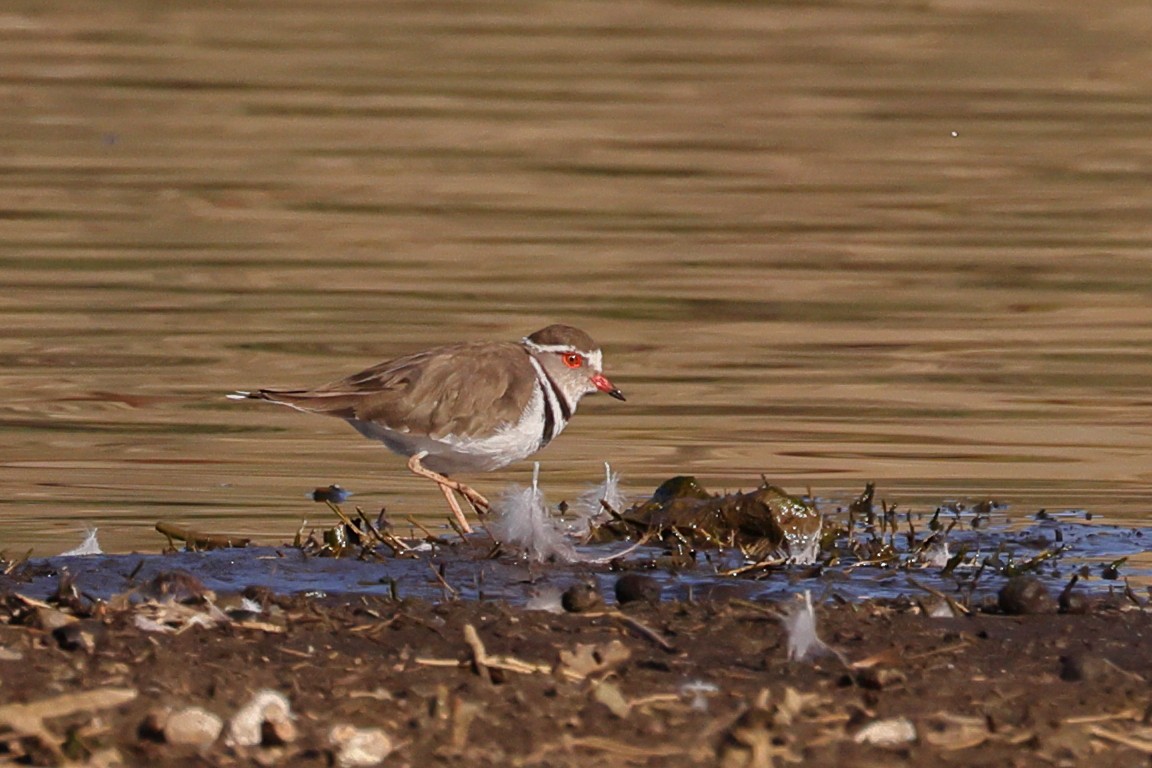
[2,0,1151,553]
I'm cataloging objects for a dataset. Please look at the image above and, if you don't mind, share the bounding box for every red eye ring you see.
[562,352,583,368]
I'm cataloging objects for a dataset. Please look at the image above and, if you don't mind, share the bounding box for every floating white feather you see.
[59,528,102,557]
[489,463,575,563]
[570,462,627,537]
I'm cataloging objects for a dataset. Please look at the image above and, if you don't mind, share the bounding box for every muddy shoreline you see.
[2,562,1151,767]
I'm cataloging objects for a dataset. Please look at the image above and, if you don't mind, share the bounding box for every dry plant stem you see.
[516,734,685,766]
[325,501,415,557]
[428,561,458,600]
[1087,726,1152,753]
[463,623,492,683]
[354,506,416,556]
[0,688,138,758]
[583,531,655,564]
[406,452,490,534]
[3,549,33,575]
[906,576,971,615]
[154,522,250,549]
[582,610,677,653]
[417,624,555,678]
[404,515,439,542]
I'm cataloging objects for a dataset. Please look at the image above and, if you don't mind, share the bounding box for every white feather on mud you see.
[569,462,627,538]
[489,463,575,563]
[783,591,832,662]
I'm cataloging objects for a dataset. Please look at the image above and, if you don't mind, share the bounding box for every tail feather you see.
[227,388,357,418]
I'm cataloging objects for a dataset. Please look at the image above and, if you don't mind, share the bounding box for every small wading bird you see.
[229,324,625,533]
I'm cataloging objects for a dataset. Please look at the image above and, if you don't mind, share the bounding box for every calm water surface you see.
[2,0,1151,555]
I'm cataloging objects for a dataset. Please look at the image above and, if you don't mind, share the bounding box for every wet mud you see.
[2,583,1152,767]
[3,482,1152,766]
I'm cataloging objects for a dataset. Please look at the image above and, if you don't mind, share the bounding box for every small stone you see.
[144,570,214,603]
[165,706,224,747]
[591,681,631,719]
[31,606,77,632]
[853,716,917,747]
[1059,653,1116,683]
[561,583,602,613]
[614,574,660,605]
[856,666,907,690]
[998,576,1055,615]
[328,724,394,767]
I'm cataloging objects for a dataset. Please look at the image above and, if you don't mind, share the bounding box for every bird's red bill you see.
[591,373,626,401]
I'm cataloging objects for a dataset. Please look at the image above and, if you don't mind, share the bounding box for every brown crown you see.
[526,324,598,351]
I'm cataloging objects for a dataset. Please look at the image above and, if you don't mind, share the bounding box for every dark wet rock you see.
[142,570,214,603]
[311,484,351,503]
[998,576,1055,615]
[856,666,907,690]
[561,582,602,613]
[614,573,660,605]
[52,619,105,654]
[1059,653,1120,683]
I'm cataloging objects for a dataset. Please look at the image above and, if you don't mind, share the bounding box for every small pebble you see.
[144,570,214,603]
[329,724,393,767]
[561,583,603,613]
[32,606,76,633]
[164,707,224,747]
[614,574,660,605]
[1059,653,1115,683]
[998,576,1055,615]
[853,716,917,746]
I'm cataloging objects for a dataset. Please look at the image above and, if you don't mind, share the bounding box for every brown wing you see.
[249,341,536,440]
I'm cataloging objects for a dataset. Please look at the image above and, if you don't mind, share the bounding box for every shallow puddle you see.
[9,500,1150,606]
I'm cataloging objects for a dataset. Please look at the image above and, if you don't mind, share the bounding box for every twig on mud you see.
[1063,709,1143,725]
[2,549,32,576]
[0,688,138,759]
[582,531,655,565]
[582,610,677,653]
[428,561,458,600]
[516,734,685,766]
[463,623,492,683]
[728,598,785,620]
[415,624,555,678]
[1086,726,1152,753]
[904,640,974,662]
[326,501,415,557]
[355,507,414,554]
[719,557,788,577]
[906,576,971,615]
[155,522,250,550]
[405,515,441,543]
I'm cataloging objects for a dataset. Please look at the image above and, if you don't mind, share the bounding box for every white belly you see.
[346,383,560,475]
